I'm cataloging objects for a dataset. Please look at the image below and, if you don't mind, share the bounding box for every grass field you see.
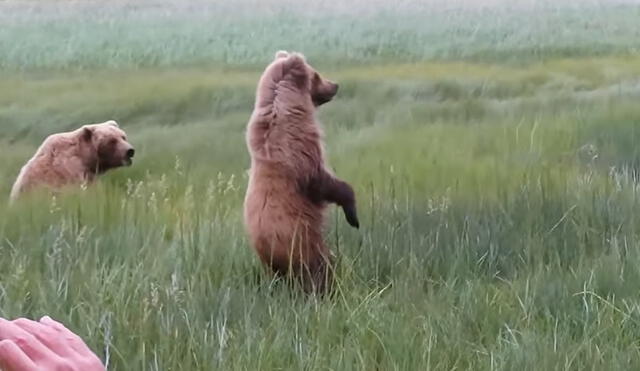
[2,0,640,369]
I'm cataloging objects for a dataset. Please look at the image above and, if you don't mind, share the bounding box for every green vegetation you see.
[2,0,640,70]
[2,1,640,369]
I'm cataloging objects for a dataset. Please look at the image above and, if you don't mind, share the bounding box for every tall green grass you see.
[2,1,640,370]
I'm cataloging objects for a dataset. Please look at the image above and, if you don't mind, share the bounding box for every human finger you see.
[0,318,59,362]
[0,340,38,371]
[39,317,93,357]
[12,318,75,358]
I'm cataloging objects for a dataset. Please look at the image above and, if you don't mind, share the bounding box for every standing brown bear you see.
[10,120,135,201]
[244,51,359,294]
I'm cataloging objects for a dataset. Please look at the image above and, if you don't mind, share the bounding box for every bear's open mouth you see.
[313,96,332,106]
[124,148,135,166]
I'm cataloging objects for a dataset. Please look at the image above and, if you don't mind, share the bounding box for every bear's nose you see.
[126,148,135,158]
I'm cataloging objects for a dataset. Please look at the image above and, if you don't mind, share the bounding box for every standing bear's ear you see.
[289,52,306,62]
[81,126,94,141]
[105,120,119,127]
[275,50,289,59]
[282,53,308,87]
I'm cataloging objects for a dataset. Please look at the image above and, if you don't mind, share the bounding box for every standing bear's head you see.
[271,51,339,107]
[79,120,135,173]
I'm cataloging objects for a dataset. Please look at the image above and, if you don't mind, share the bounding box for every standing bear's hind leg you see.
[297,251,334,295]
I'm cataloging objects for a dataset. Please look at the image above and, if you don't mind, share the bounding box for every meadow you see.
[2,0,640,369]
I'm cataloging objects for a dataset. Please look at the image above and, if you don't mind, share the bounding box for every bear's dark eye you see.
[122,136,127,141]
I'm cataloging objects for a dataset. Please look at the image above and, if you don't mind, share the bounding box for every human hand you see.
[0,316,105,371]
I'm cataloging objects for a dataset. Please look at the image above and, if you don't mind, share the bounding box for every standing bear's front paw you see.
[342,203,360,229]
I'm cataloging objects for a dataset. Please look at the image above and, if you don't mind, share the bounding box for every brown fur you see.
[244,51,359,294]
[10,120,135,201]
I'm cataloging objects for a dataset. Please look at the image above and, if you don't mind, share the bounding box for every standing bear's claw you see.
[343,204,360,229]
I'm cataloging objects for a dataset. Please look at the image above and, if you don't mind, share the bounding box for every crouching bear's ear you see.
[105,120,119,127]
[81,126,94,141]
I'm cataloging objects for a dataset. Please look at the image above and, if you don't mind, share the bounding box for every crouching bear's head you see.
[80,120,135,173]
[274,50,339,107]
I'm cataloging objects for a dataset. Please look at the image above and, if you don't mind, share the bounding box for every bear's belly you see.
[244,169,326,267]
